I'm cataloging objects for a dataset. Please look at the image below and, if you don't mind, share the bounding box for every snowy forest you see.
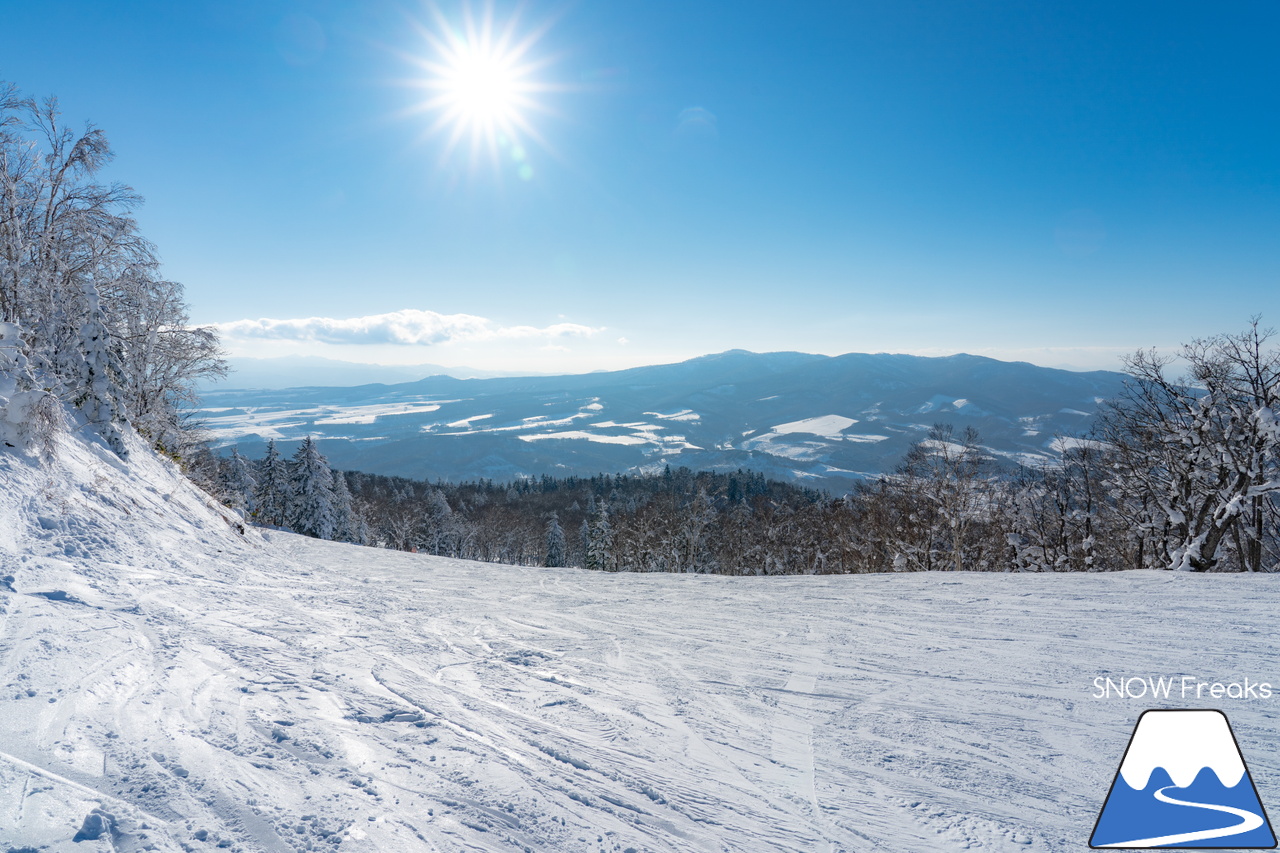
[4,83,1280,576]
[208,321,1280,576]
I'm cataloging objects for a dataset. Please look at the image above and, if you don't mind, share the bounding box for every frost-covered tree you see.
[675,489,715,572]
[330,470,358,543]
[0,84,224,459]
[254,440,292,528]
[290,437,337,540]
[0,320,61,458]
[218,448,257,514]
[585,501,614,571]
[76,282,128,456]
[1097,320,1280,571]
[545,512,566,567]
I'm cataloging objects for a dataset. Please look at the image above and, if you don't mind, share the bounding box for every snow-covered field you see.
[2,432,1279,852]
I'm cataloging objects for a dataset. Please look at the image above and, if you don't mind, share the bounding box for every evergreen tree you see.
[254,440,292,528]
[219,448,257,513]
[331,469,356,542]
[585,501,614,571]
[290,436,337,540]
[545,512,566,567]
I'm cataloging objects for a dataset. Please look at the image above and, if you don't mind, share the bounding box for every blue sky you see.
[4,0,1278,373]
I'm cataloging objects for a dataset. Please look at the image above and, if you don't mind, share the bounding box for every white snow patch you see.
[1050,436,1111,454]
[446,413,492,428]
[916,394,959,414]
[645,409,701,422]
[519,430,650,446]
[771,415,858,437]
[199,398,452,438]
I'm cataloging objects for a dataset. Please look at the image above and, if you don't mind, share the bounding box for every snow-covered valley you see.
[198,350,1127,488]
[2,432,1279,852]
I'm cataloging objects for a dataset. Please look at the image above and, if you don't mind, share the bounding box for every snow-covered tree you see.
[0,320,61,458]
[290,437,337,540]
[76,282,128,456]
[219,448,257,514]
[331,469,357,543]
[0,84,224,460]
[545,512,566,567]
[1096,320,1280,571]
[254,440,292,528]
[585,501,614,571]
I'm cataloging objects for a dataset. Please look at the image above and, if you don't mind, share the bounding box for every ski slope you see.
[1,431,1279,851]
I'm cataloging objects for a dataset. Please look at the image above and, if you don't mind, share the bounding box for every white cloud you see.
[215,309,602,347]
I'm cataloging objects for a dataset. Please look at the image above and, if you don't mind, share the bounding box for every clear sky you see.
[4,0,1278,373]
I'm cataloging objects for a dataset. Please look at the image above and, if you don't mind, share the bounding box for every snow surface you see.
[519,430,651,446]
[1049,436,1111,454]
[770,415,858,438]
[2,431,1280,851]
[644,411,701,423]
[201,400,451,438]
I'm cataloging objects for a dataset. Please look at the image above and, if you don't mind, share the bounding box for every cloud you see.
[215,309,603,347]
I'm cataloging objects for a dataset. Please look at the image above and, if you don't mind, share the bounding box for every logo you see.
[1091,710,1276,849]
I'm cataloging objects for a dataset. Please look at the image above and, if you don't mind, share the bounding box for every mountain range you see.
[201,355,523,390]
[198,349,1130,488]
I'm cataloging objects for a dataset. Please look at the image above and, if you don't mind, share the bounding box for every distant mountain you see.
[198,349,1130,489]
[201,355,521,390]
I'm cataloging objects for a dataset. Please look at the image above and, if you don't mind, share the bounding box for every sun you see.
[444,45,521,128]
[407,3,553,172]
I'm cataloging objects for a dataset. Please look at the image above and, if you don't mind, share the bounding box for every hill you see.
[1,416,1278,851]
[199,350,1128,487]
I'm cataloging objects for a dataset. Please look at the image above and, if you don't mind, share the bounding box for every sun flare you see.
[409,4,553,171]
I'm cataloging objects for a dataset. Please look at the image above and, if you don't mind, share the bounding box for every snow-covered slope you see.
[2,430,1279,852]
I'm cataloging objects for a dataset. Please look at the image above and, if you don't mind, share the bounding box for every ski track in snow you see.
[1,434,1280,851]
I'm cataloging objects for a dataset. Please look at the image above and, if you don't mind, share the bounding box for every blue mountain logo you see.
[1091,709,1276,849]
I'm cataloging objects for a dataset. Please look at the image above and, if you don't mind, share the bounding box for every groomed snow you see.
[1,430,1279,851]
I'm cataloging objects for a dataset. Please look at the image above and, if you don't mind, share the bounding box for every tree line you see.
[205,322,1280,574]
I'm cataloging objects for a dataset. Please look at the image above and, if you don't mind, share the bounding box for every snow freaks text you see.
[1093,676,1274,701]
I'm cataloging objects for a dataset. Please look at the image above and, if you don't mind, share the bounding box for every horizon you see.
[4,1,1278,374]
[212,345,1133,390]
